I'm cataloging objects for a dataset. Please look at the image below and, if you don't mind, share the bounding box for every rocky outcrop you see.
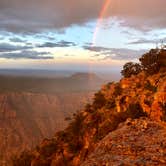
[17,70,165,166]
[81,118,166,166]
[101,71,166,121]
[0,92,92,165]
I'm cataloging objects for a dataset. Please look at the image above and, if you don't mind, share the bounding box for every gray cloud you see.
[0,0,165,33]
[34,34,56,40]
[0,0,102,33]
[83,46,110,52]
[127,37,166,45]
[38,40,76,48]
[102,48,147,60]
[9,37,26,43]
[83,45,147,60]
[0,43,33,52]
[108,0,166,31]
[0,50,53,59]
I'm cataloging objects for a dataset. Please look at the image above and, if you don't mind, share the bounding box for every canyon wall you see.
[0,92,92,165]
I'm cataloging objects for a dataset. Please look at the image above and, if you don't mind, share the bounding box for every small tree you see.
[139,48,166,74]
[93,91,106,110]
[121,62,142,78]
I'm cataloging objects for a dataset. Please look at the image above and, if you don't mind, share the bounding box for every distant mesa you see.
[70,72,101,81]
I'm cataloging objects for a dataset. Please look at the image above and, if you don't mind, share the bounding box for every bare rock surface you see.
[81,118,166,166]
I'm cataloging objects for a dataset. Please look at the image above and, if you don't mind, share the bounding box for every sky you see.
[0,0,166,72]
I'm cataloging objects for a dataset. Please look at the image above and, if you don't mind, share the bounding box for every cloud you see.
[0,43,33,52]
[83,44,147,60]
[102,48,147,60]
[64,54,75,57]
[9,37,26,43]
[0,0,165,33]
[0,50,53,59]
[0,0,102,33]
[127,37,166,45]
[108,0,166,31]
[83,45,110,52]
[38,40,76,48]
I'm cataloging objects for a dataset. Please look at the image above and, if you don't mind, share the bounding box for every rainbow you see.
[92,0,111,46]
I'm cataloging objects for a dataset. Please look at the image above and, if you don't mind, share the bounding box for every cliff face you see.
[13,70,165,166]
[0,92,92,165]
[12,49,166,166]
[102,71,166,121]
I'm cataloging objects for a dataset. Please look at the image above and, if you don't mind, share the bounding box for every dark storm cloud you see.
[0,43,33,52]
[0,0,165,33]
[0,0,102,33]
[0,50,53,59]
[38,41,76,48]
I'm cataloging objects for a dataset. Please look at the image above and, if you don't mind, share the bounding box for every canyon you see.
[12,48,166,166]
[0,72,104,165]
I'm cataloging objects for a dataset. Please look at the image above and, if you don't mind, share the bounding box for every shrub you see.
[93,91,106,110]
[85,103,93,113]
[113,83,122,97]
[139,48,166,74]
[145,80,157,92]
[126,103,147,119]
[68,140,84,154]
[105,82,114,89]
[39,140,58,158]
[121,62,142,78]
[67,113,85,154]
[119,96,126,105]
[144,100,152,107]
[69,113,84,136]
[105,100,116,109]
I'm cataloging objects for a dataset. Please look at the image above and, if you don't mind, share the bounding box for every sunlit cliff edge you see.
[13,47,166,166]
